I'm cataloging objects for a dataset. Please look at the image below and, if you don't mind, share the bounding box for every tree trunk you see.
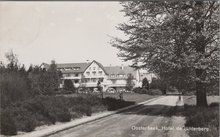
[194,1,208,107]
[195,69,208,107]
[196,81,208,107]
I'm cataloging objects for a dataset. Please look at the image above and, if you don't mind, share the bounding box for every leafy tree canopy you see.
[111,1,219,106]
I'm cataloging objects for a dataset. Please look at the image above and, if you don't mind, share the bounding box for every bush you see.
[133,87,145,94]
[184,105,219,137]
[141,89,148,94]
[37,96,71,123]
[0,110,17,135]
[147,89,162,95]
[48,107,71,122]
[103,97,135,111]
[71,104,92,117]
[0,72,30,108]
[6,103,38,132]
[209,102,219,107]
[63,79,75,92]
[0,95,106,135]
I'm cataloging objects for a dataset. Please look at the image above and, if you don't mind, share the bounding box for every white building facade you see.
[42,60,153,91]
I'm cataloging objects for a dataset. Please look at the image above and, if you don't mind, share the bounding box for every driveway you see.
[49,96,188,137]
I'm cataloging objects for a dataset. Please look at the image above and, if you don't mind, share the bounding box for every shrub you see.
[0,110,17,135]
[184,105,219,137]
[147,89,162,95]
[141,89,148,94]
[0,72,30,108]
[0,95,106,135]
[48,107,71,122]
[142,78,149,89]
[7,104,37,132]
[133,87,144,94]
[126,74,135,91]
[103,97,135,111]
[71,104,92,116]
[63,79,75,92]
[38,96,71,123]
[209,102,219,107]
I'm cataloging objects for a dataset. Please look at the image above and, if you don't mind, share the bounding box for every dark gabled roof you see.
[57,62,90,73]
[104,66,136,76]
[41,62,90,73]
[41,60,107,74]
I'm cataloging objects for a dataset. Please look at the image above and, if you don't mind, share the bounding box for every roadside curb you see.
[15,96,164,137]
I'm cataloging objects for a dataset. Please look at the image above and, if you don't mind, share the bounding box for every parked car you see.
[107,88,116,93]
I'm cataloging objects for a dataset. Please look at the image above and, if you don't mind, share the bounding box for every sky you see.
[0,2,130,68]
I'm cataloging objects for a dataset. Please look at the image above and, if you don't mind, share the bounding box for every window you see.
[99,78,104,82]
[75,80,79,83]
[92,78,96,82]
[65,67,72,71]
[92,71,96,76]
[112,80,116,84]
[89,67,91,70]
[86,72,90,75]
[73,67,80,70]
[98,71,102,75]
[93,67,96,70]
[75,73,79,77]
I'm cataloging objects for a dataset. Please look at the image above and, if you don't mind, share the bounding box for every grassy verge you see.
[183,96,219,137]
[103,92,158,103]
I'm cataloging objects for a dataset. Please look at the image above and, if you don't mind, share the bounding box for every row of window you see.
[81,78,104,83]
[86,71,103,76]
[58,67,80,71]
[110,74,130,77]
[63,78,104,84]
[63,73,132,78]
[63,73,79,77]
[88,66,101,70]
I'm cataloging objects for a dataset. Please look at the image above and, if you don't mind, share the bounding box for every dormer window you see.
[72,67,80,70]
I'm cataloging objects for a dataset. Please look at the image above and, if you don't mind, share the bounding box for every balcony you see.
[61,76,81,79]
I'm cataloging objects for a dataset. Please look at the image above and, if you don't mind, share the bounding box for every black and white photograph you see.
[0,1,219,137]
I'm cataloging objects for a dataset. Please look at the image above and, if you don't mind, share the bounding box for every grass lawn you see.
[103,92,159,103]
[182,95,219,137]
[183,95,220,105]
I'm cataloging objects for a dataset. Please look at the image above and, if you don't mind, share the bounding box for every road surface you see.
[49,96,188,137]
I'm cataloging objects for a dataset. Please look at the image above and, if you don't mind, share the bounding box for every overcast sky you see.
[0,2,130,68]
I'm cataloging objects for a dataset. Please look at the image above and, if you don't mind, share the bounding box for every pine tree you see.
[142,78,149,90]
[126,74,134,91]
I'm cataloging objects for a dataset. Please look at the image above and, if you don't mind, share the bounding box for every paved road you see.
[49,96,188,137]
